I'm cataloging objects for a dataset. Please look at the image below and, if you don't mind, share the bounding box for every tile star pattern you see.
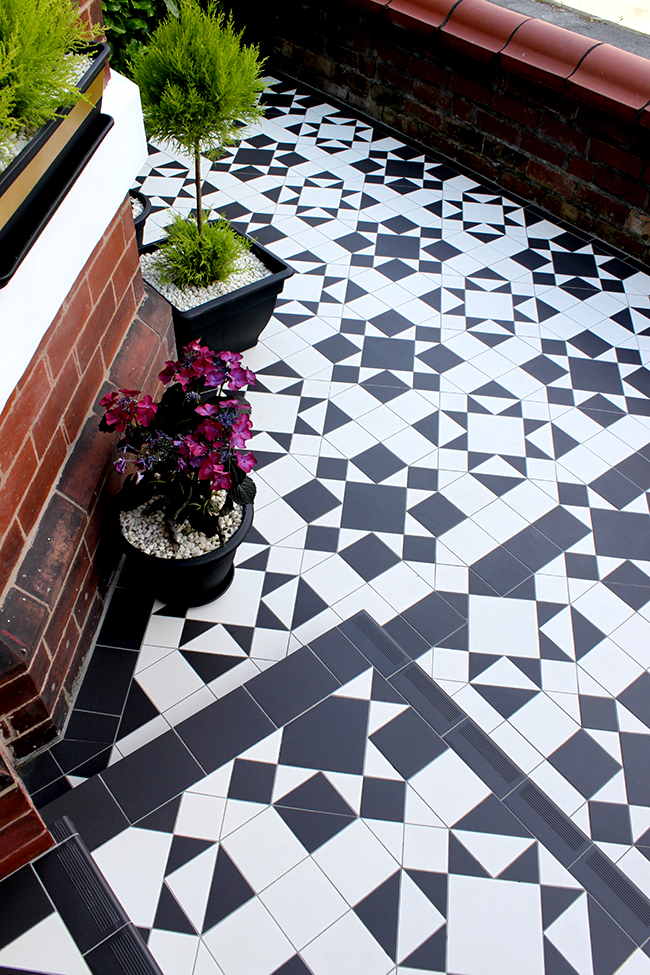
[8,77,650,975]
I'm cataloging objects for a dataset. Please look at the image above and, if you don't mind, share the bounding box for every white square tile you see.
[221,807,307,892]
[508,693,579,757]
[467,414,525,455]
[313,819,400,905]
[92,827,172,928]
[469,595,539,657]
[301,909,394,975]
[202,897,294,975]
[135,651,206,713]
[260,857,348,949]
[409,750,490,827]
[447,875,544,975]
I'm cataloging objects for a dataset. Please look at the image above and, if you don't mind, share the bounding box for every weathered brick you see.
[593,166,647,207]
[526,160,576,198]
[539,115,589,154]
[17,429,68,538]
[475,110,518,145]
[450,74,490,106]
[0,828,54,881]
[492,92,538,129]
[63,348,105,443]
[17,494,86,609]
[519,132,567,168]
[0,521,25,597]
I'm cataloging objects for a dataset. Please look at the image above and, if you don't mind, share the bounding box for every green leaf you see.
[229,476,256,506]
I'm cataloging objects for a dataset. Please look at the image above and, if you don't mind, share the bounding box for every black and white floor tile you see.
[8,76,650,974]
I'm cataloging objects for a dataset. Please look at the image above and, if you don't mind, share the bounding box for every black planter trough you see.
[140,231,294,354]
[0,43,112,287]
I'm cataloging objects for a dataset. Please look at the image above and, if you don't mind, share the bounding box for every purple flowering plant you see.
[99,340,257,546]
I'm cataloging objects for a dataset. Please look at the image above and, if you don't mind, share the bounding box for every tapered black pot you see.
[118,502,254,607]
[140,231,294,354]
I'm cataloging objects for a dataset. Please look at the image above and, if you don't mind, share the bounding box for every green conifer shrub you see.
[153,211,250,289]
[0,0,101,166]
[130,0,266,281]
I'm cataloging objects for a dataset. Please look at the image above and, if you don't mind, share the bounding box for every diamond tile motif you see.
[10,75,650,975]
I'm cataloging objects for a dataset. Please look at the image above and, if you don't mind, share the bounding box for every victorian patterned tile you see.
[8,75,650,975]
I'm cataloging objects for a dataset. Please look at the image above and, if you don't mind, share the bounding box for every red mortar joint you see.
[501,19,598,91]
[567,44,650,122]
[440,0,529,62]
[385,0,457,33]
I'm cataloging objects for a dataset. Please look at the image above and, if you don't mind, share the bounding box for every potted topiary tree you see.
[0,0,110,286]
[130,0,293,353]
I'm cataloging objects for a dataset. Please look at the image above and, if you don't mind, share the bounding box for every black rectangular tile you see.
[97,588,154,650]
[73,645,138,715]
[307,627,369,683]
[0,866,52,949]
[176,687,275,774]
[246,646,339,727]
[40,776,129,852]
[101,731,203,822]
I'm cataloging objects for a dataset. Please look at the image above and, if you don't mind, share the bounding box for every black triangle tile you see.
[512,658,542,687]
[453,795,530,837]
[354,870,400,960]
[541,886,583,929]
[269,432,293,451]
[571,608,606,659]
[543,937,581,975]
[540,633,573,662]
[587,895,636,975]
[468,653,500,681]
[165,835,215,875]
[153,885,196,935]
[137,795,182,833]
[498,843,539,883]
[448,833,490,877]
[276,771,355,816]
[239,549,270,572]
[262,572,296,597]
[256,603,289,630]
[473,684,538,719]
[180,650,243,683]
[537,602,566,626]
[400,925,446,971]
[291,579,328,629]
[472,472,523,497]
[552,424,579,459]
[203,848,255,932]
[223,625,254,655]
[117,681,159,740]
[276,805,353,853]
[180,620,217,647]
[371,670,406,703]
[406,870,447,917]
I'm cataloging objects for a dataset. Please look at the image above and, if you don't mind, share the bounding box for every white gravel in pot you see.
[120,495,244,559]
[140,248,271,312]
[130,193,145,219]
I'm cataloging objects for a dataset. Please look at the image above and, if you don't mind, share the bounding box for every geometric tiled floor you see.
[4,76,650,974]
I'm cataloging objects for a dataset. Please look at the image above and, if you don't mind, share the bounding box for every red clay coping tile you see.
[385,0,457,33]
[501,19,599,91]
[358,0,650,121]
[566,43,650,121]
[440,0,528,62]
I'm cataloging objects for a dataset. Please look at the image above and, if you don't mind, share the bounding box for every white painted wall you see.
[0,71,147,416]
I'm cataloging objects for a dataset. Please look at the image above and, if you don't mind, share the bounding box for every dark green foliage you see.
[153,211,250,289]
[102,0,177,76]
[0,0,100,156]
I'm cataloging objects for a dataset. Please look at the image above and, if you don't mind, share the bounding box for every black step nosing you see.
[503,781,590,869]
[443,719,525,799]
[33,820,162,973]
[389,662,464,735]
[570,847,650,947]
[339,611,409,677]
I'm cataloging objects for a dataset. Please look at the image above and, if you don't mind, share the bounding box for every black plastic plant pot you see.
[118,502,254,607]
[141,232,294,354]
[0,42,112,288]
[130,188,152,250]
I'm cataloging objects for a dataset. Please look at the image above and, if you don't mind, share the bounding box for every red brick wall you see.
[0,199,174,764]
[259,0,650,262]
[0,744,53,881]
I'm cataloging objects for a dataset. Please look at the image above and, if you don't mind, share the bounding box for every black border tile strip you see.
[34,816,163,975]
[339,611,410,677]
[335,618,650,950]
